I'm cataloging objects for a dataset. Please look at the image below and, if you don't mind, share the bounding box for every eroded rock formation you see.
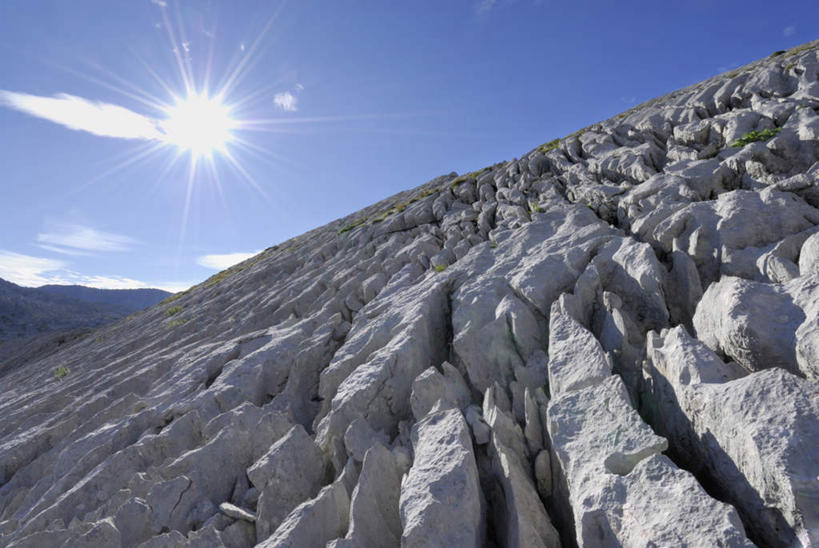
[2,41,819,547]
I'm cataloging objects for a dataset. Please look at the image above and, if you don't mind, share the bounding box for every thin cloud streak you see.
[0,249,192,291]
[36,243,93,256]
[37,223,139,253]
[783,25,796,37]
[197,251,260,270]
[476,0,497,14]
[0,90,163,140]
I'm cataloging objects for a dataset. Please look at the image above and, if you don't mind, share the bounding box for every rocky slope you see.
[2,42,819,547]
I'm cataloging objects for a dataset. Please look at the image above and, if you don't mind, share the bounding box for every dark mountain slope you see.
[0,278,171,341]
[37,284,170,315]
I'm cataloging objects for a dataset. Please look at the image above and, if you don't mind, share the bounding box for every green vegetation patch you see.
[433,264,447,273]
[54,366,70,379]
[203,253,265,288]
[338,217,369,234]
[537,128,588,155]
[167,319,187,328]
[166,305,182,316]
[370,187,440,225]
[538,138,561,154]
[786,43,815,57]
[730,127,782,148]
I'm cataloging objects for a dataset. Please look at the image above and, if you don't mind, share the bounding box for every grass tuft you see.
[433,264,447,273]
[730,127,782,147]
[54,366,70,379]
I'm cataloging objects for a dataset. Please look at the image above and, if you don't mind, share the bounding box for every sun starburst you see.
[160,93,236,157]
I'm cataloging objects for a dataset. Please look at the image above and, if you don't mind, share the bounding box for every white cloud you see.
[37,223,138,253]
[0,251,67,286]
[0,250,193,291]
[784,25,796,37]
[65,275,193,292]
[150,0,167,7]
[0,90,163,140]
[273,91,298,112]
[196,251,260,270]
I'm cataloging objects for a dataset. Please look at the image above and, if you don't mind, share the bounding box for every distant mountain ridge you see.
[0,278,171,341]
[37,284,171,313]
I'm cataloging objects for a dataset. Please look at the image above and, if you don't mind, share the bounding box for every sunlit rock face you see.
[2,41,819,548]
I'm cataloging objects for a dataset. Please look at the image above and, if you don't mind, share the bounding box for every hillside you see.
[1,42,818,547]
[0,278,171,342]
[37,285,171,316]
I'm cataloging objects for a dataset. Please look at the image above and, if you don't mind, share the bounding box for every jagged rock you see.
[247,425,327,542]
[409,362,471,420]
[259,477,350,548]
[399,408,483,547]
[800,229,819,275]
[547,375,751,546]
[693,275,819,380]
[488,415,560,547]
[645,326,819,546]
[341,443,404,547]
[343,417,389,462]
[547,303,611,397]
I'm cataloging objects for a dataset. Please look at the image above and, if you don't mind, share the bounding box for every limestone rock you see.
[646,326,819,546]
[247,425,326,542]
[547,303,611,397]
[342,443,404,547]
[399,408,483,547]
[547,375,751,546]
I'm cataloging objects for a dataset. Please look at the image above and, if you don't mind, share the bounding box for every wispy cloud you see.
[150,0,167,7]
[0,249,192,291]
[37,223,139,254]
[476,0,497,14]
[197,251,260,270]
[0,251,67,287]
[273,91,298,112]
[783,25,796,37]
[0,90,163,140]
[70,275,192,292]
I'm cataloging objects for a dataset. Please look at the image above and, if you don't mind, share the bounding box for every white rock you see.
[399,408,483,547]
[646,326,819,546]
[247,425,326,542]
[218,502,256,523]
[488,432,561,547]
[547,303,611,397]
[409,362,471,420]
[343,443,403,547]
[258,478,349,548]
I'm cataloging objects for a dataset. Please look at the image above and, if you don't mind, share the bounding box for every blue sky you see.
[0,1,815,291]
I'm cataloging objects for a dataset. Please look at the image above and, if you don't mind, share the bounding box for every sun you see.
[160,93,236,157]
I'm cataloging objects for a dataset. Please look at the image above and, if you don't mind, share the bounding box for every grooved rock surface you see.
[3,41,819,547]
